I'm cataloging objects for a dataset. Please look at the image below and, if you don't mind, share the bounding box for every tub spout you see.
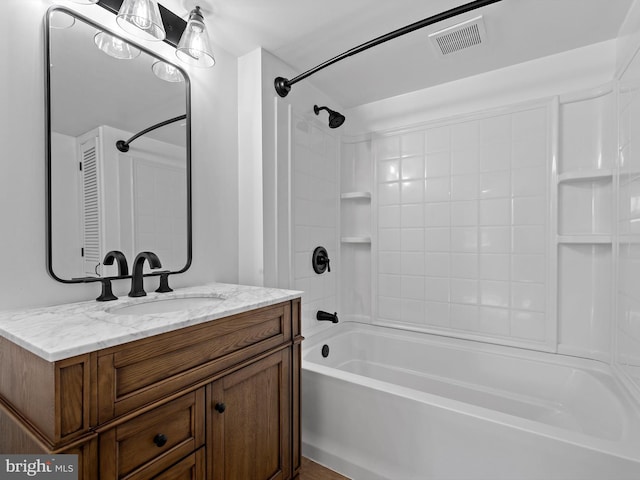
[317,310,339,323]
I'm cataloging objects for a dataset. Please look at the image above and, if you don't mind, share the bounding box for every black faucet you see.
[96,251,129,302]
[317,311,339,323]
[103,250,129,276]
[128,252,162,297]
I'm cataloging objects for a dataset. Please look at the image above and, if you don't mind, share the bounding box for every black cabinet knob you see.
[153,433,168,447]
[214,402,226,413]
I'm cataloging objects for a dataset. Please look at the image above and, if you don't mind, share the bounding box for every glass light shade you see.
[49,10,75,29]
[94,32,141,60]
[152,61,185,83]
[116,0,166,42]
[175,7,215,68]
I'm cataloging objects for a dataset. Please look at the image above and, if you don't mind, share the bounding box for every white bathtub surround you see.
[0,283,300,361]
[302,323,640,479]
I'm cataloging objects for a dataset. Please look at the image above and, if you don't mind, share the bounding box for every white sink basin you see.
[107,295,225,315]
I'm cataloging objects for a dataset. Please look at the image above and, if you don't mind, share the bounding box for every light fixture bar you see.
[96,0,186,47]
[274,0,503,97]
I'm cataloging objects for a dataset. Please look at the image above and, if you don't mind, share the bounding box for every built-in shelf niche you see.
[557,177,612,236]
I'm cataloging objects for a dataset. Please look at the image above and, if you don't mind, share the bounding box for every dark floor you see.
[300,457,351,480]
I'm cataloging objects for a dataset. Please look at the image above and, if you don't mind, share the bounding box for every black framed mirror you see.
[45,7,192,283]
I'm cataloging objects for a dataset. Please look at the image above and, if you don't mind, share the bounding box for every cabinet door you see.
[208,349,291,480]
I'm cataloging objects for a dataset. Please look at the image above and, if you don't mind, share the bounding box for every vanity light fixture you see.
[175,6,215,68]
[152,61,185,82]
[116,0,166,42]
[49,10,76,29]
[94,31,141,59]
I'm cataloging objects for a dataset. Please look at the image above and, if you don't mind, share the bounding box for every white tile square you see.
[512,108,547,141]
[402,252,425,276]
[452,121,479,149]
[479,143,511,172]
[512,254,546,283]
[451,174,478,200]
[512,225,545,253]
[426,151,451,178]
[425,277,449,302]
[425,228,450,252]
[426,125,450,153]
[480,198,511,226]
[377,136,400,160]
[480,226,511,253]
[425,302,450,327]
[480,280,509,307]
[513,196,546,225]
[402,276,425,300]
[479,114,512,145]
[401,132,425,157]
[480,254,510,280]
[451,148,479,175]
[401,180,424,204]
[401,204,424,228]
[425,252,450,277]
[425,203,450,227]
[451,200,478,226]
[451,253,478,279]
[480,171,510,198]
[379,182,400,205]
[425,177,450,202]
[379,228,401,251]
[401,156,425,180]
[379,205,401,228]
[510,310,546,341]
[451,227,478,252]
[512,139,546,168]
[401,228,425,251]
[401,299,426,323]
[479,306,510,335]
[450,278,478,304]
[379,251,401,274]
[450,304,479,331]
[379,274,401,298]
[512,167,546,197]
[379,296,402,320]
[379,160,400,182]
[511,282,545,312]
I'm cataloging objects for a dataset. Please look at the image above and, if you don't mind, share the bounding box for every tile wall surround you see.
[292,115,340,337]
[374,102,552,347]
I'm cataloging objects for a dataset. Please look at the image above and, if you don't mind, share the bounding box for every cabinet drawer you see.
[99,390,204,480]
[98,302,292,422]
[154,449,205,480]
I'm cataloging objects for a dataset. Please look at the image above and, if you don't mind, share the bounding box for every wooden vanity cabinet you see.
[0,298,302,480]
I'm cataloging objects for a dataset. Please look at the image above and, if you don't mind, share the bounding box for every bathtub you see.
[301,322,640,479]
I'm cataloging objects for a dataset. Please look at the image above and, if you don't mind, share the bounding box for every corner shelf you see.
[341,191,371,200]
[557,168,613,183]
[341,236,371,244]
[557,234,612,244]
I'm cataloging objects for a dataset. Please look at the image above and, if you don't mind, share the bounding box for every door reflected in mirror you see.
[46,7,191,282]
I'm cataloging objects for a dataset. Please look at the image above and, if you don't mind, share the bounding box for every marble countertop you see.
[0,283,301,362]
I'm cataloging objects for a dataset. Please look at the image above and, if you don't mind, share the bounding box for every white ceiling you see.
[162,0,635,108]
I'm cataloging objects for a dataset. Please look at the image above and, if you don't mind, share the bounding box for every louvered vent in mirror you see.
[428,15,486,56]
[80,138,101,277]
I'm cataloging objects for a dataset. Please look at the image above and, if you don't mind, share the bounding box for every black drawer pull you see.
[214,402,226,413]
[153,433,168,447]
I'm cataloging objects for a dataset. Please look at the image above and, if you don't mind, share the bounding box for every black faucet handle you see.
[155,271,173,293]
[96,278,117,302]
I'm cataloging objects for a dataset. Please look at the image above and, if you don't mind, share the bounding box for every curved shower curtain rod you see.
[274,0,502,98]
[116,114,187,152]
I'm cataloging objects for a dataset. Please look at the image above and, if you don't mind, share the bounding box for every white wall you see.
[0,0,238,310]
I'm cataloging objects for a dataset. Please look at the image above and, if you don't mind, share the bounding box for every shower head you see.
[314,105,345,129]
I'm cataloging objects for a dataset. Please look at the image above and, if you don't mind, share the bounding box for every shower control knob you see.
[214,402,226,413]
[312,246,331,274]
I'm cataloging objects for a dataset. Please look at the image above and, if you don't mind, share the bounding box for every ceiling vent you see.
[428,15,486,56]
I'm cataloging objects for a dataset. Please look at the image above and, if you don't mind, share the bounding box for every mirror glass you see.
[46,8,191,282]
